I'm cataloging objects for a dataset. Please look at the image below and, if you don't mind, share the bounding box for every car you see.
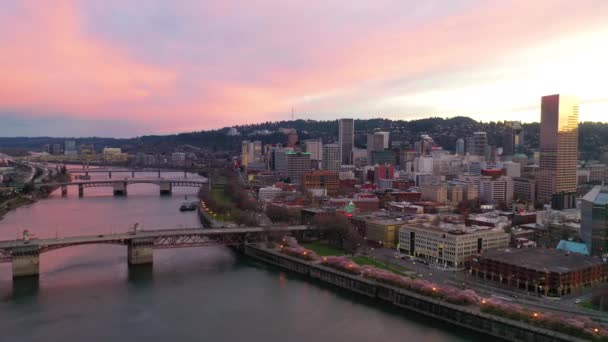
[98,234,104,238]
[509,294,519,298]
[575,299,582,304]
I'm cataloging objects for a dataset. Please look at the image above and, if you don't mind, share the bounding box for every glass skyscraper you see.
[581,186,608,256]
[537,94,579,203]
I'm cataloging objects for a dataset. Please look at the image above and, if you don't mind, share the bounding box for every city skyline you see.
[1,1,607,137]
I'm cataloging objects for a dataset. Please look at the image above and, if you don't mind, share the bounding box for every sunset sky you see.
[1,0,607,137]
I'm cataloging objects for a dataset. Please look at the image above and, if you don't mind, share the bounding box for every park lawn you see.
[302,242,345,256]
[350,255,415,277]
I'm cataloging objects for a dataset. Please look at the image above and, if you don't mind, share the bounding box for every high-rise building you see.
[370,150,396,165]
[322,144,341,172]
[286,152,311,185]
[241,140,262,166]
[503,121,524,156]
[479,176,514,205]
[338,118,354,165]
[415,135,435,156]
[373,164,395,185]
[303,139,322,161]
[581,186,608,256]
[50,143,63,155]
[472,132,488,157]
[455,138,465,156]
[64,140,77,156]
[303,170,340,195]
[538,94,579,203]
[377,131,390,149]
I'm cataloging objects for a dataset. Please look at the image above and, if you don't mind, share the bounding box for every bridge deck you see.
[0,226,309,250]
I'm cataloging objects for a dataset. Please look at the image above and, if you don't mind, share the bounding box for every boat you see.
[179,202,197,212]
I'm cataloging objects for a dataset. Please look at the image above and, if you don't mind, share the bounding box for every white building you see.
[258,187,284,201]
[503,161,521,178]
[303,139,323,161]
[414,156,434,174]
[398,223,510,268]
[322,143,341,172]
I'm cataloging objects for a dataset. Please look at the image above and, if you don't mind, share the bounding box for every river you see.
[0,169,482,342]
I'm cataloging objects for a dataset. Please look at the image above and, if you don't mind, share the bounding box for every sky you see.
[1,0,607,138]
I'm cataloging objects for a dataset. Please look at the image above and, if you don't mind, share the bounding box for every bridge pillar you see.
[184,170,187,178]
[78,184,84,197]
[159,181,172,196]
[128,239,154,265]
[85,171,88,177]
[158,170,161,178]
[132,171,135,178]
[108,171,112,179]
[12,246,40,278]
[61,185,68,197]
[113,181,128,196]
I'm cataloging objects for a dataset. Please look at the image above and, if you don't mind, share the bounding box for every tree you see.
[313,214,363,254]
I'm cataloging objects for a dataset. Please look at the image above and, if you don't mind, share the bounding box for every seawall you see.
[244,245,585,342]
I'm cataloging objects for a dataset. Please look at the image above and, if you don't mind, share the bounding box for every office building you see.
[420,184,448,203]
[303,139,322,161]
[398,223,510,268]
[50,143,63,155]
[338,118,354,165]
[286,152,311,185]
[479,176,514,205]
[322,144,341,172]
[581,186,608,256]
[455,138,465,156]
[472,132,488,157]
[241,140,262,166]
[287,130,298,148]
[503,121,524,156]
[370,150,396,165]
[303,170,340,195]
[64,140,77,156]
[366,132,385,160]
[538,94,579,203]
[513,177,536,203]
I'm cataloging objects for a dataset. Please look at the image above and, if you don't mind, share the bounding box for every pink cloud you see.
[0,0,607,135]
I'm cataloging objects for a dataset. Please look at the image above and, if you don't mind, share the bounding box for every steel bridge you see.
[36,179,208,196]
[68,168,197,179]
[0,226,311,277]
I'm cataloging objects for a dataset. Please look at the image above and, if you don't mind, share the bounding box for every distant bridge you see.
[68,169,197,179]
[0,226,311,278]
[37,179,208,197]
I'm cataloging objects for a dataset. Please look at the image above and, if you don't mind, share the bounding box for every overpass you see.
[37,179,208,197]
[0,226,310,278]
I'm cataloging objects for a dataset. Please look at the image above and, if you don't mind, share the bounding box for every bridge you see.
[0,226,310,278]
[68,169,196,179]
[37,179,208,197]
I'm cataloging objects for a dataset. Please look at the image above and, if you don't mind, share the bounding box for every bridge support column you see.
[184,170,187,178]
[132,171,135,178]
[78,184,84,197]
[159,181,172,196]
[113,182,128,196]
[12,247,40,278]
[128,239,154,265]
[61,185,68,197]
[158,170,161,178]
[109,171,112,179]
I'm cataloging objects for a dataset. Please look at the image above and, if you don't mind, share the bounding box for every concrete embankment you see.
[244,245,586,342]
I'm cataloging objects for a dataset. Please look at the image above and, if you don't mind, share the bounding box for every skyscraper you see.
[581,186,608,256]
[286,152,311,185]
[472,132,488,157]
[503,121,524,156]
[64,140,77,156]
[455,138,465,156]
[303,139,322,161]
[537,95,579,203]
[241,140,262,166]
[322,143,341,172]
[338,118,354,165]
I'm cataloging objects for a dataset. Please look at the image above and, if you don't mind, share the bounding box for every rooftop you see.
[480,248,603,273]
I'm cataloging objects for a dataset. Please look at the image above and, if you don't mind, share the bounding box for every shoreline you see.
[244,244,589,342]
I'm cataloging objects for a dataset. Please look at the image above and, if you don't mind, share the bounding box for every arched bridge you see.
[0,225,311,278]
[37,179,208,197]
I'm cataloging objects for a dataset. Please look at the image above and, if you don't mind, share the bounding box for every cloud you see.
[0,0,607,136]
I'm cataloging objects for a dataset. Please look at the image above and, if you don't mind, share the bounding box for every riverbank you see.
[244,244,597,342]
[0,195,36,221]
